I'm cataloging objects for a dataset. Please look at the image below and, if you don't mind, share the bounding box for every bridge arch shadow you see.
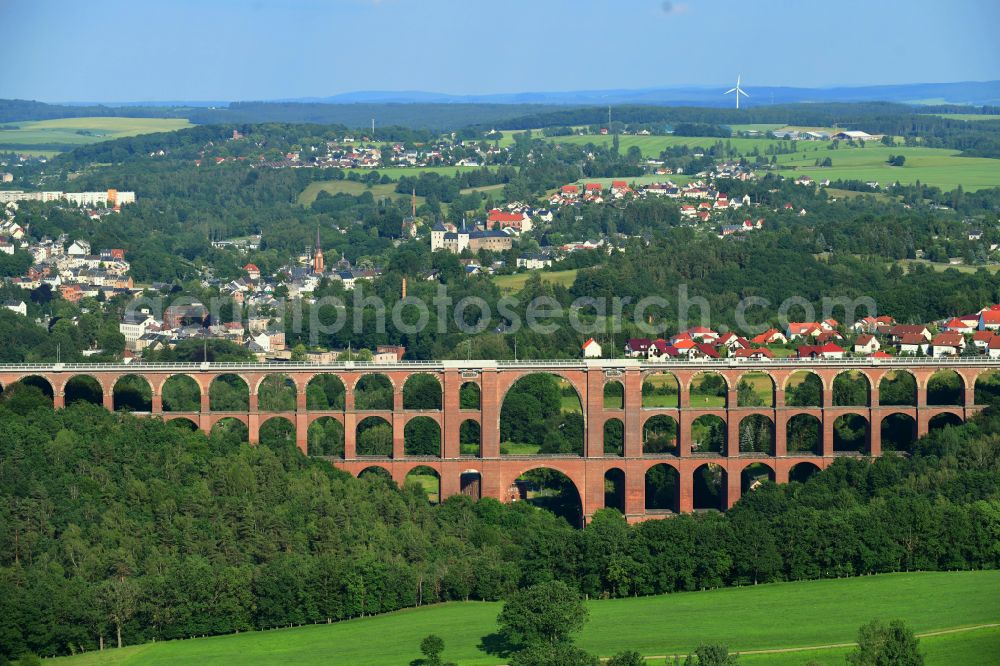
[507,466,584,528]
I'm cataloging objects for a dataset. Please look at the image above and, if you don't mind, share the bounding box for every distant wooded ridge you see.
[15,79,1000,107]
[1,80,998,129]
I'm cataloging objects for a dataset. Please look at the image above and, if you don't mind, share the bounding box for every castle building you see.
[431,221,513,255]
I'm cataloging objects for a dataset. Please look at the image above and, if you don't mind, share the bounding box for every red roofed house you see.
[717,331,750,351]
[751,328,788,345]
[561,185,579,198]
[959,313,981,328]
[648,338,679,359]
[625,338,651,357]
[930,332,965,357]
[672,337,697,352]
[582,338,602,358]
[732,347,775,360]
[989,337,1000,359]
[688,343,720,359]
[943,317,974,334]
[585,183,603,193]
[680,326,719,343]
[786,322,823,340]
[611,180,630,193]
[852,315,895,332]
[815,330,844,344]
[888,325,932,342]
[486,209,532,232]
[898,334,930,355]
[972,330,996,351]
[871,350,893,358]
[853,334,880,354]
[797,342,845,359]
[244,263,261,280]
[980,310,1000,331]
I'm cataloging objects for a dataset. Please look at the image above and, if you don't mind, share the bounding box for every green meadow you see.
[297,165,498,206]
[529,132,798,157]
[492,268,579,294]
[569,174,695,187]
[518,130,998,191]
[775,144,1000,191]
[926,113,1000,121]
[297,180,419,206]
[49,571,1000,665]
[0,116,192,154]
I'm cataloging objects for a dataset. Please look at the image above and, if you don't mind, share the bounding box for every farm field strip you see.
[520,131,998,191]
[492,268,579,294]
[774,144,1000,191]
[0,116,192,152]
[47,571,1000,666]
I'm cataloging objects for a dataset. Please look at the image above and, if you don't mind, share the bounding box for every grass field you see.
[405,472,440,503]
[499,441,540,455]
[926,113,1000,121]
[530,132,800,158]
[521,130,998,191]
[775,144,999,191]
[824,187,899,203]
[296,180,421,206]
[897,258,1000,274]
[492,269,579,294]
[642,372,680,408]
[49,571,1000,665]
[0,117,192,154]
[727,123,786,133]
[297,166,494,206]
[459,182,508,202]
[560,394,583,412]
[738,625,1000,666]
[569,174,695,188]
[739,371,775,405]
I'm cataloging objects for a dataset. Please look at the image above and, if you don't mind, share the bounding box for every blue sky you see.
[2,0,998,102]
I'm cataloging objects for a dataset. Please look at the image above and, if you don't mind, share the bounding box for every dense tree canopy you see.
[1,399,999,659]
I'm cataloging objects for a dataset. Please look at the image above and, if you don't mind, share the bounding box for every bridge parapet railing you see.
[1,356,1000,373]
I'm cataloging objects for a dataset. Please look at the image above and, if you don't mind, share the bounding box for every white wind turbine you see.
[724,75,750,110]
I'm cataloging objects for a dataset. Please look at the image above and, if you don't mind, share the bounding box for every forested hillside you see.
[2,395,998,660]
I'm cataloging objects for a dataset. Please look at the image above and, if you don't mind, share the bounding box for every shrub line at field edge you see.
[607,622,1000,663]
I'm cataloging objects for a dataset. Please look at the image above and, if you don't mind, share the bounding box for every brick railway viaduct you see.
[0,358,992,522]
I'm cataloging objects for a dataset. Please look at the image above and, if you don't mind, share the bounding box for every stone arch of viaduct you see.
[0,359,989,522]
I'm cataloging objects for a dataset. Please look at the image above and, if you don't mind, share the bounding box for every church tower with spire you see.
[313,226,324,274]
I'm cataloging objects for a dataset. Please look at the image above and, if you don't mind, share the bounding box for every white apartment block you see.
[0,189,136,206]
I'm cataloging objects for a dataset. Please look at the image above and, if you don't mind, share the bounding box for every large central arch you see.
[508,466,584,528]
[499,373,583,456]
